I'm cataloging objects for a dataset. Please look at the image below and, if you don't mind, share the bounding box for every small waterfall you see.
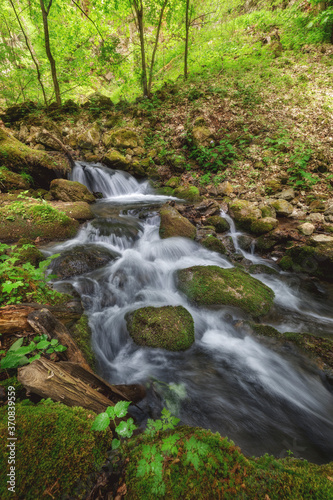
[47,164,333,464]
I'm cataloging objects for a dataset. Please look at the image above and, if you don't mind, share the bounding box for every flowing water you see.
[46,162,333,463]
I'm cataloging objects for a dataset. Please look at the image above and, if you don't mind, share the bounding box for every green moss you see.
[173,186,200,202]
[126,305,194,351]
[159,205,196,240]
[229,199,262,231]
[0,400,112,500]
[201,235,226,254]
[70,315,96,370]
[248,264,279,276]
[177,266,275,316]
[206,215,230,233]
[123,426,333,500]
[166,177,180,188]
[247,322,282,338]
[0,376,25,401]
[279,255,296,271]
[250,217,278,235]
[256,234,276,251]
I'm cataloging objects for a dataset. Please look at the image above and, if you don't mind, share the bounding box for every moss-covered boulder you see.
[248,264,279,276]
[123,426,333,500]
[0,198,78,242]
[0,167,30,191]
[201,235,226,254]
[166,176,180,188]
[173,186,200,202]
[77,123,100,150]
[159,205,196,240]
[270,199,293,217]
[50,179,96,203]
[70,314,95,370]
[0,400,112,500]
[0,128,70,188]
[279,243,333,282]
[250,217,278,235]
[229,199,262,230]
[206,215,230,233]
[103,149,130,169]
[126,305,194,351]
[51,244,120,279]
[102,128,142,149]
[11,238,44,266]
[260,204,276,218]
[191,126,214,147]
[49,201,94,221]
[177,266,275,316]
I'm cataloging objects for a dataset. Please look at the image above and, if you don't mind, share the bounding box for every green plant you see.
[287,146,319,189]
[91,400,137,450]
[0,335,67,370]
[190,137,237,173]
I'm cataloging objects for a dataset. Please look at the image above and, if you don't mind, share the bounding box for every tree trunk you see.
[184,0,190,80]
[133,0,148,97]
[148,0,168,96]
[39,0,61,106]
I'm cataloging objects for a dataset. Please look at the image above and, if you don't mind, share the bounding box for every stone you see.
[173,186,200,202]
[50,179,95,203]
[216,181,234,196]
[250,217,278,235]
[126,305,194,351]
[0,168,30,191]
[311,234,333,245]
[49,201,94,221]
[159,205,196,239]
[166,177,180,189]
[260,204,276,218]
[191,126,214,147]
[229,199,262,230]
[307,213,325,223]
[77,123,100,150]
[201,235,226,254]
[324,202,333,216]
[270,199,293,217]
[36,130,63,151]
[298,223,315,236]
[103,128,141,149]
[103,149,130,169]
[276,187,295,201]
[177,266,275,316]
[206,216,230,233]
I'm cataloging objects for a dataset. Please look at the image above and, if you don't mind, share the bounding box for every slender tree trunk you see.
[39,0,61,105]
[148,0,168,96]
[133,0,148,97]
[8,0,48,106]
[184,0,190,79]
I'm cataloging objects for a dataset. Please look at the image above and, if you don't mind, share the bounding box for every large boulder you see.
[50,179,95,203]
[126,305,195,351]
[229,199,262,230]
[0,128,70,188]
[51,244,120,279]
[102,128,142,149]
[206,215,230,233]
[177,266,275,316]
[159,205,196,239]
[49,201,94,221]
[0,167,30,191]
[103,149,130,169]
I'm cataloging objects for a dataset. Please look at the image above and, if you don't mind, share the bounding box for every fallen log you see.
[17,358,145,418]
[27,308,91,372]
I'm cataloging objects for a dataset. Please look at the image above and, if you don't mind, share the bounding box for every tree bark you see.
[148,0,168,96]
[184,0,190,80]
[133,0,148,97]
[39,0,61,106]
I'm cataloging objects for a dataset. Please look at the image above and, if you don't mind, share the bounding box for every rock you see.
[260,204,276,218]
[280,243,333,282]
[265,179,282,193]
[276,187,295,201]
[250,217,278,235]
[70,315,95,370]
[177,266,275,316]
[191,126,214,147]
[216,181,234,196]
[311,234,333,245]
[195,199,220,217]
[173,186,200,202]
[50,179,95,203]
[36,129,63,151]
[103,128,142,149]
[298,222,315,236]
[307,213,325,223]
[49,201,94,221]
[201,235,226,254]
[77,123,100,150]
[324,201,333,216]
[238,234,253,251]
[166,177,180,188]
[159,205,196,239]
[126,305,194,351]
[0,168,30,191]
[51,245,120,279]
[270,199,293,217]
[206,215,230,233]
[2,101,38,123]
[248,264,279,276]
[309,199,326,213]
[83,91,113,110]
[103,149,130,169]
[229,199,262,230]
[0,128,70,189]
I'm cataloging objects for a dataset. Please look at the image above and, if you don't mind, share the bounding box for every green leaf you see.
[50,339,58,346]
[29,354,41,363]
[7,338,24,352]
[114,400,131,418]
[105,406,116,419]
[112,438,121,450]
[115,418,136,438]
[54,345,67,352]
[91,412,110,431]
[46,348,54,354]
[37,340,50,350]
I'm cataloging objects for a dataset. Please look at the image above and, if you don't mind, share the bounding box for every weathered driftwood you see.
[27,308,91,372]
[17,358,145,417]
[0,301,82,335]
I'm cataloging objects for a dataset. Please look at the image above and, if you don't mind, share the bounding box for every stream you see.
[46,162,333,464]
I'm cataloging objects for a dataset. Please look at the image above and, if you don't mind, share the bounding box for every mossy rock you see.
[0,199,78,242]
[177,266,275,316]
[70,314,95,370]
[103,149,130,169]
[159,205,196,240]
[12,238,44,267]
[50,179,95,203]
[49,201,94,221]
[123,426,333,500]
[77,123,100,150]
[248,264,279,276]
[126,305,194,351]
[166,177,180,188]
[0,167,30,191]
[0,400,112,500]
[191,126,214,147]
[103,128,142,149]
[270,199,293,217]
[0,128,70,189]
[156,187,175,196]
[282,244,333,282]
[206,215,230,233]
[201,235,226,254]
[173,186,200,202]
[0,376,25,401]
[250,217,278,235]
[256,234,277,251]
[260,205,276,218]
[229,199,262,231]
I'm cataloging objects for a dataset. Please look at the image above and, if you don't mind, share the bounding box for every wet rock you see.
[126,305,194,351]
[50,179,95,203]
[279,242,333,282]
[206,215,230,233]
[177,266,275,316]
[270,199,293,217]
[159,205,196,240]
[51,245,120,279]
[103,149,130,169]
[248,264,279,276]
[195,199,220,217]
[229,199,262,230]
[201,235,226,254]
[250,217,278,235]
[49,201,94,221]
[298,222,315,236]
[238,234,253,251]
